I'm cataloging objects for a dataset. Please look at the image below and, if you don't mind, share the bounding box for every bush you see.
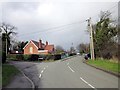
[7,54,16,61]
[16,54,24,60]
[7,54,40,61]
[45,54,54,60]
[28,54,39,61]
[23,55,30,61]
[7,54,59,61]
[54,54,61,60]
[38,54,54,61]
[7,54,24,61]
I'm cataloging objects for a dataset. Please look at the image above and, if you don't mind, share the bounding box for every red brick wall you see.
[24,41,38,55]
[38,52,48,55]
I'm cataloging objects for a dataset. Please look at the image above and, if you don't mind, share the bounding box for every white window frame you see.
[29,47,33,53]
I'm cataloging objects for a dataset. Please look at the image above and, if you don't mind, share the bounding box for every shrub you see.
[28,54,39,61]
[38,54,54,61]
[16,54,24,60]
[7,54,61,61]
[54,54,61,60]
[7,54,16,61]
[23,55,30,61]
[45,54,54,60]
[7,54,24,61]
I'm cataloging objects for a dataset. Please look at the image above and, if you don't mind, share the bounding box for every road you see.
[10,55,119,89]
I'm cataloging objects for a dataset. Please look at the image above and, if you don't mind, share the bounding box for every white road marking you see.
[44,67,46,70]
[19,69,35,89]
[80,77,95,89]
[68,66,75,72]
[39,66,48,79]
[39,74,42,78]
[41,70,44,73]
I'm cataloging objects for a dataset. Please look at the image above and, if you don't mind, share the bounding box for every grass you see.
[2,64,20,87]
[87,59,120,73]
[0,66,2,87]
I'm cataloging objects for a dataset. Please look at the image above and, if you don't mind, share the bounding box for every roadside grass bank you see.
[2,64,20,87]
[86,59,120,75]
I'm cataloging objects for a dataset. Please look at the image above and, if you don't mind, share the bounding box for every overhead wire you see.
[17,3,117,39]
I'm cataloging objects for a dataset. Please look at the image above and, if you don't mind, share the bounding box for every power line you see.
[18,23,86,39]
[18,20,86,37]
[18,3,117,38]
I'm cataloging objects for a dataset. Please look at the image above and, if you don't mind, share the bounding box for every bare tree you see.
[77,43,90,54]
[1,22,17,50]
[1,23,17,63]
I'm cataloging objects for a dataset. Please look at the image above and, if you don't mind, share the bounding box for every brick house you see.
[23,39,54,55]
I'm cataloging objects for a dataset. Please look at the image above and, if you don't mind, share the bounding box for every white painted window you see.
[29,47,33,53]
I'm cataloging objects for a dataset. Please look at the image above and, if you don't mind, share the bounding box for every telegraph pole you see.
[87,17,95,60]
[6,36,7,57]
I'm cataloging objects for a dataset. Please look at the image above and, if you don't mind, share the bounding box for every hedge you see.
[7,54,60,61]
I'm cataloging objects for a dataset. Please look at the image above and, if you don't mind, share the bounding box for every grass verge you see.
[2,64,20,87]
[86,59,120,74]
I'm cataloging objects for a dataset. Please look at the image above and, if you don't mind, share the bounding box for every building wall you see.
[24,41,38,54]
[38,50,48,55]
[38,52,48,55]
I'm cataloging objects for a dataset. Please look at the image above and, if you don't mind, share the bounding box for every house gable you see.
[23,40,39,54]
[23,40,38,49]
[23,39,54,55]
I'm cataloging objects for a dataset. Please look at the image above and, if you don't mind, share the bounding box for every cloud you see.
[1,2,117,50]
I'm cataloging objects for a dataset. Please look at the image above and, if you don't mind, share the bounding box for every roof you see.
[23,40,38,49]
[45,45,54,52]
[23,40,54,51]
[31,40,39,48]
[32,40,45,49]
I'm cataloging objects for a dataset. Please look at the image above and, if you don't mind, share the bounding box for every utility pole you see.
[6,36,7,57]
[87,17,95,60]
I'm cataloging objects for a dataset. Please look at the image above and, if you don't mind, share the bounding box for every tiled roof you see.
[45,45,54,52]
[31,40,54,52]
[31,40,39,48]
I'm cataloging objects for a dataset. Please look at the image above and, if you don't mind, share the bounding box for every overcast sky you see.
[0,0,118,50]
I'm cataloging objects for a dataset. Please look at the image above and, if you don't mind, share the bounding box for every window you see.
[29,47,33,53]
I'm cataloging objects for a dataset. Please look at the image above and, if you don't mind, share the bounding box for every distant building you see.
[23,39,54,55]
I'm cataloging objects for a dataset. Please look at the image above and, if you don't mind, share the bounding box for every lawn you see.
[0,66,2,87]
[87,59,120,73]
[2,64,20,87]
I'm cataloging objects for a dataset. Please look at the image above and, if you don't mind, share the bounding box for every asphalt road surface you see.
[10,55,119,89]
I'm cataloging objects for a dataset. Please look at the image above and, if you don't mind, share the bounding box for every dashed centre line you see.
[67,62,96,89]
[80,77,96,89]
[41,70,44,73]
[68,66,75,72]
[39,66,48,79]
[39,74,42,78]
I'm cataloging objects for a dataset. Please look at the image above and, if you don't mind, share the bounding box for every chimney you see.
[39,39,42,49]
[46,41,48,46]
